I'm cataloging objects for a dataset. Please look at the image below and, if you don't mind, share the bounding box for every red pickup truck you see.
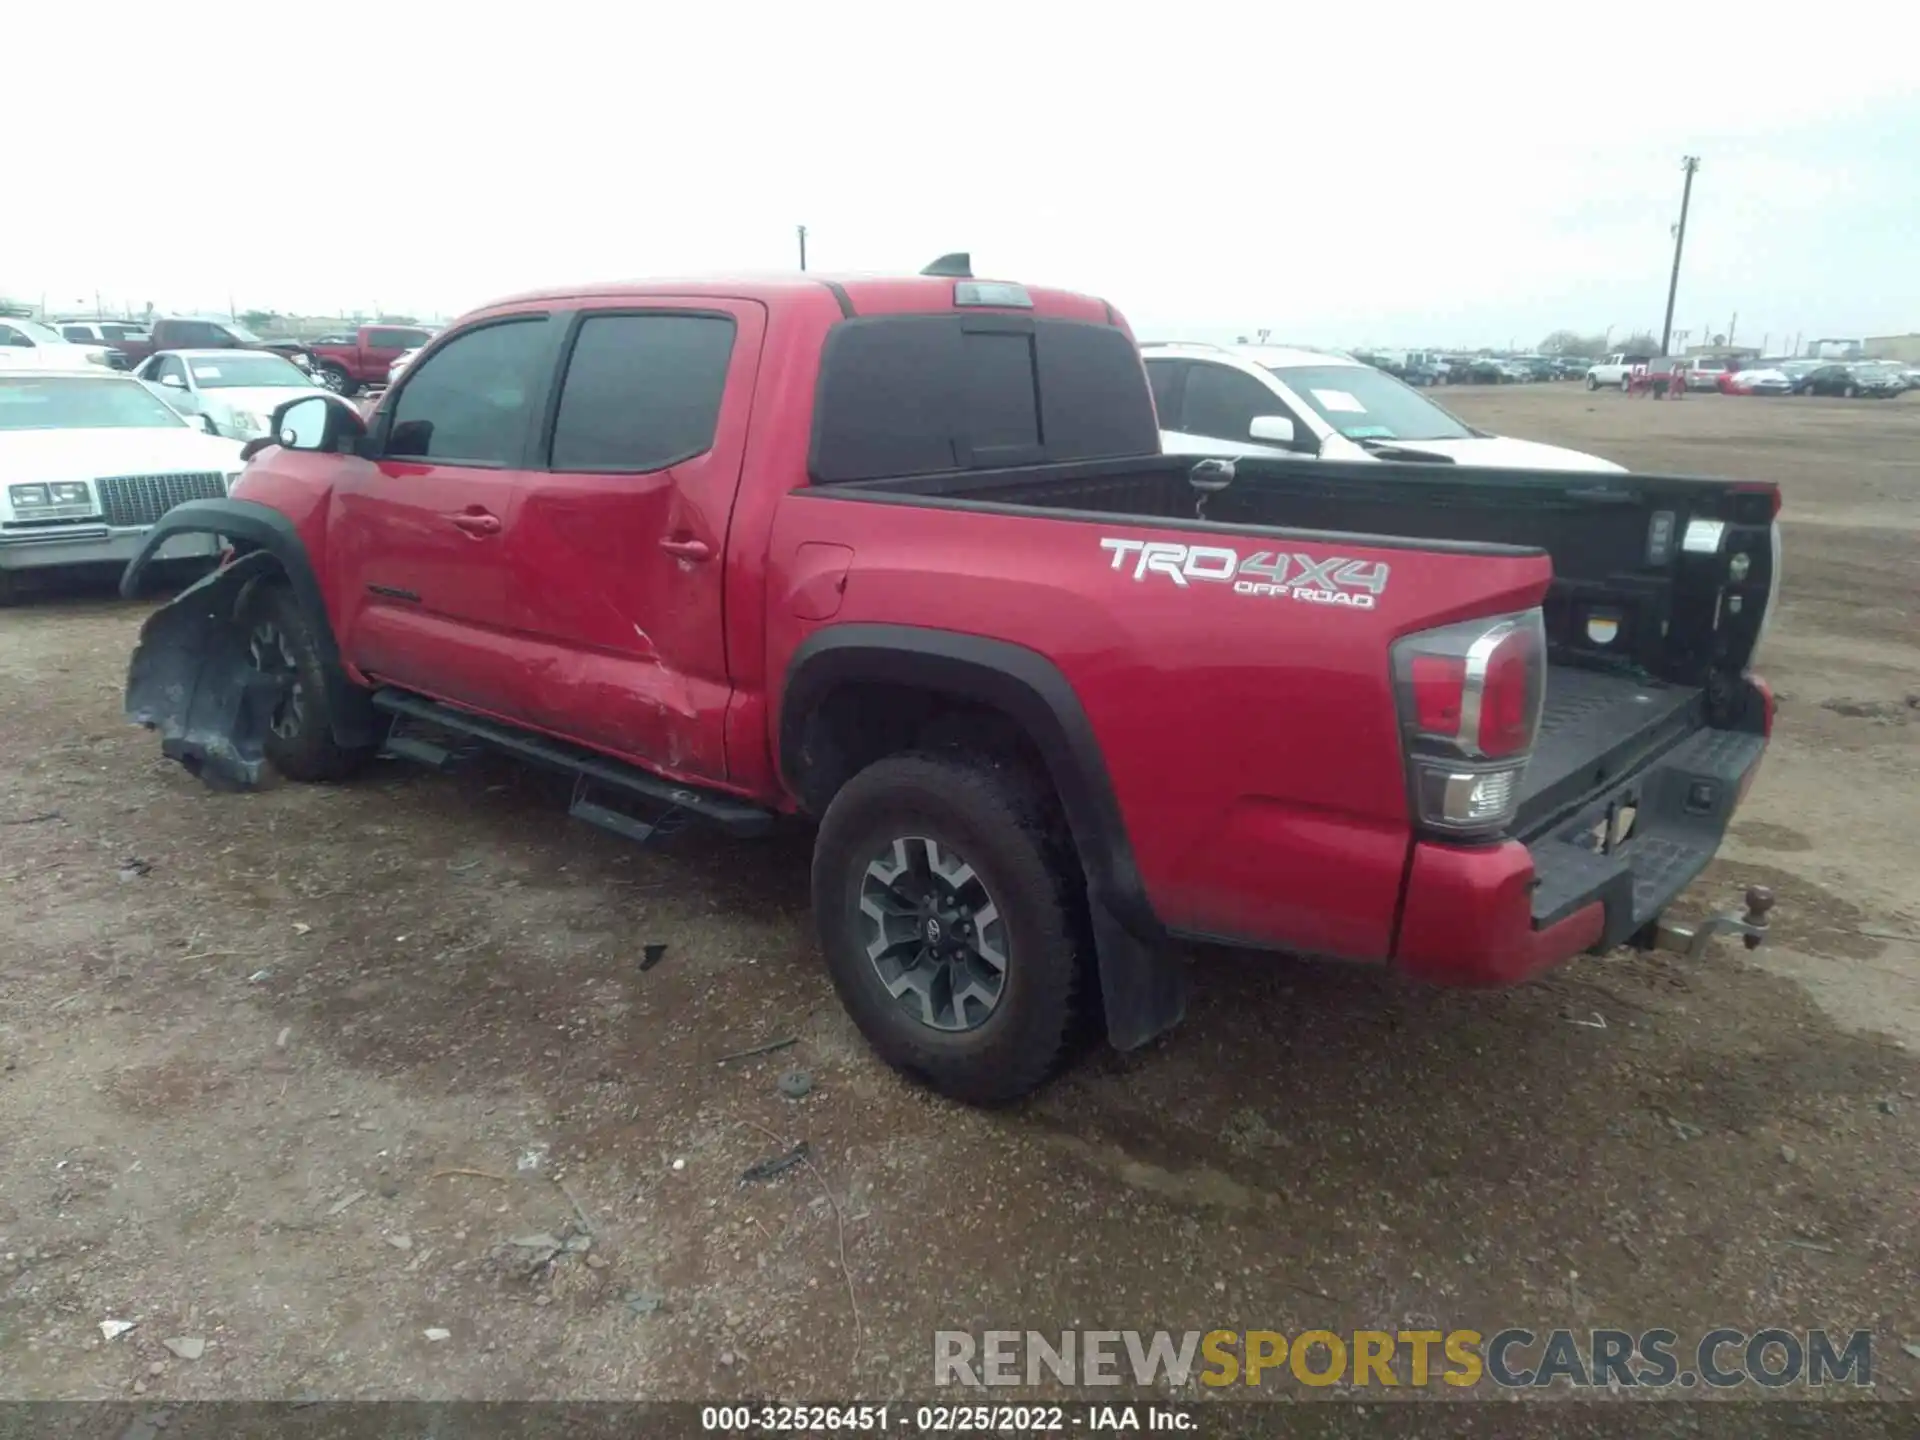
[308,324,435,396]
[121,264,1780,1103]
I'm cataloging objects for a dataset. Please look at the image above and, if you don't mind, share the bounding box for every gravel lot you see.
[1,384,1916,1409]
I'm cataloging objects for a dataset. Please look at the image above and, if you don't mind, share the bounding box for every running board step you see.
[381,731,458,770]
[569,794,661,845]
[369,688,774,838]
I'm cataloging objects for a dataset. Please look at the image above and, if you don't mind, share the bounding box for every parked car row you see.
[38,316,318,372]
[1583,352,1912,399]
[1357,352,1589,386]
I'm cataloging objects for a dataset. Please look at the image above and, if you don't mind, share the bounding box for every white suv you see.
[1142,342,1621,471]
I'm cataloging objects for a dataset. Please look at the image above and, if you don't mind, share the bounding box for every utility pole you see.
[1660,155,1700,357]
[796,225,808,272]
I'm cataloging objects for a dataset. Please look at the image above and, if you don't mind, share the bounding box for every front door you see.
[502,300,764,784]
[327,312,558,716]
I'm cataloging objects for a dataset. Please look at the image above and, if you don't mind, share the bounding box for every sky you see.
[10,4,1917,352]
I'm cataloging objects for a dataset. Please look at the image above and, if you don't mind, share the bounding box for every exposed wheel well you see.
[791,680,1060,826]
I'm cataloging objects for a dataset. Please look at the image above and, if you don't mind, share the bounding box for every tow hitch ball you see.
[1652,885,1775,961]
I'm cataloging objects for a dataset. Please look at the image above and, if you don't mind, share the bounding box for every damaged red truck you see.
[122,263,1780,1103]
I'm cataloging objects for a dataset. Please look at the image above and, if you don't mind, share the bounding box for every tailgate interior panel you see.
[1518,666,1703,832]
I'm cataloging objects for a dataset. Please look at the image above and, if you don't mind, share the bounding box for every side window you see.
[550,313,735,472]
[1145,359,1184,427]
[387,317,551,465]
[1180,363,1284,442]
[155,355,186,384]
[369,327,427,350]
[0,325,31,348]
[61,325,94,342]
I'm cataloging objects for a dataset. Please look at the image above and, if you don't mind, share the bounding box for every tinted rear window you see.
[809,316,1157,482]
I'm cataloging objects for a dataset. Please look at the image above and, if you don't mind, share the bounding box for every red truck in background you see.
[308,324,435,396]
[121,262,1780,1103]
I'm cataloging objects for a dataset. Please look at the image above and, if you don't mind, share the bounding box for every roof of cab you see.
[473,273,1118,325]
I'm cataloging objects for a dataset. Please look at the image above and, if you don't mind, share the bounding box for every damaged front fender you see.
[125,554,289,790]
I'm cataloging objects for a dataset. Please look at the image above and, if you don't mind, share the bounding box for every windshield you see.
[188,353,310,389]
[0,375,188,431]
[220,321,266,344]
[1267,364,1474,442]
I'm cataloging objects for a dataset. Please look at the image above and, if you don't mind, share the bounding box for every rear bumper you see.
[0,525,219,574]
[1394,719,1769,986]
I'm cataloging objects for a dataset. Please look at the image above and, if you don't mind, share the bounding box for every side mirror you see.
[160,373,186,389]
[1248,415,1297,447]
[199,414,220,435]
[274,393,367,452]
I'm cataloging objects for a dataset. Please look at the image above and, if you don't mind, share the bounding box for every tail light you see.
[1391,609,1547,837]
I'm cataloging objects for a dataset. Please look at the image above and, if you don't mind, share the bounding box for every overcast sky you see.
[12,5,1915,351]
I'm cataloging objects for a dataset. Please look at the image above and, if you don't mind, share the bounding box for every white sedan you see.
[135,348,339,440]
[0,369,246,600]
[0,316,120,371]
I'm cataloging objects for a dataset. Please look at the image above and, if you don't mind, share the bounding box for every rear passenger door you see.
[503,300,765,782]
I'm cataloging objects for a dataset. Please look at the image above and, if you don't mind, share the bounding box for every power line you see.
[1660,156,1700,356]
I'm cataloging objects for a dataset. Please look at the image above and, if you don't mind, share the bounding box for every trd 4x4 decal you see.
[1099,538,1390,609]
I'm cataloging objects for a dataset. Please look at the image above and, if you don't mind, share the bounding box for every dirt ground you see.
[1,385,1916,1410]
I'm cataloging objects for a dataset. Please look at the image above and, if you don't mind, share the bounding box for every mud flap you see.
[1091,898,1186,1051]
[124,563,282,791]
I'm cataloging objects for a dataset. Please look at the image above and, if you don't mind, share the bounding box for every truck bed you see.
[819,452,1778,702]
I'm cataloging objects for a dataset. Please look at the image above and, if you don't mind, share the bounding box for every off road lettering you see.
[1101,539,1389,609]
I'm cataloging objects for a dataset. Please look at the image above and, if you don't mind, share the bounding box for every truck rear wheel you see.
[812,752,1085,1105]
[239,582,376,783]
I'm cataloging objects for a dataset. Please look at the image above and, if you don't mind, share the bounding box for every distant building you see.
[1863,333,1920,364]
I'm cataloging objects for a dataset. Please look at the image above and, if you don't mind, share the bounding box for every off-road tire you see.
[812,752,1087,1105]
[239,582,375,783]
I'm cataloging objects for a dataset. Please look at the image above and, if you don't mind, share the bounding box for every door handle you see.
[659,536,712,561]
[450,511,501,537]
